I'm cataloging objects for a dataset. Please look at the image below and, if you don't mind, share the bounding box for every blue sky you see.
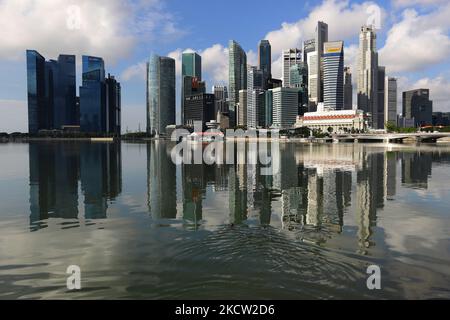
[0,0,449,132]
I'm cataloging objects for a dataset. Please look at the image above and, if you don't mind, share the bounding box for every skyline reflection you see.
[28,141,444,250]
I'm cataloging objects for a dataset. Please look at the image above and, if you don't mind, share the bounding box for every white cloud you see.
[394,75,450,113]
[379,7,450,73]
[200,44,229,85]
[0,0,181,63]
[392,0,448,8]
[264,0,382,58]
[413,77,450,112]
[121,62,147,82]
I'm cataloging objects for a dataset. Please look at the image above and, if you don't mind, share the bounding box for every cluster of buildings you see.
[26,21,439,137]
[146,22,437,136]
[26,50,121,135]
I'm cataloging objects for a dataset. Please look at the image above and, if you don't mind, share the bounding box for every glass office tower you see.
[228,40,247,127]
[80,56,106,133]
[27,50,47,134]
[106,74,122,136]
[52,55,77,128]
[146,54,176,136]
[323,41,344,110]
[182,52,201,80]
[26,50,76,133]
[182,52,202,124]
[258,40,271,77]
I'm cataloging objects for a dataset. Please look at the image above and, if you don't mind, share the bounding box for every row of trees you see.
[385,121,450,133]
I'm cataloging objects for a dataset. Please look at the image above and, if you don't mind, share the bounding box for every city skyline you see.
[1,0,450,133]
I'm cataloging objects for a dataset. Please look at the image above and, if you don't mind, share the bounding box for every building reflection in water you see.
[29,139,442,254]
[147,142,177,220]
[29,142,122,230]
[144,142,440,254]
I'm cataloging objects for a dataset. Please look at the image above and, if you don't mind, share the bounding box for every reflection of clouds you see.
[413,166,450,201]
[382,213,449,254]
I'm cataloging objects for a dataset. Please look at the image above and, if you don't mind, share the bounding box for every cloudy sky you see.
[0,0,449,133]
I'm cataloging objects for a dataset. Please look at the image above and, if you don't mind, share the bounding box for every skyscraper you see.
[402,89,433,127]
[282,49,302,88]
[290,63,308,114]
[105,74,121,136]
[344,66,353,110]
[385,77,397,126]
[315,21,329,104]
[229,40,247,127]
[51,55,77,129]
[26,50,77,133]
[307,50,319,108]
[184,93,215,129]
[146,54,176,135]
[303,39,315,65]
[376,66,386,129]
[212,85,228,115]
[323,41,344,110]
[271,87,299,128]
[79,56,120,135]
[182,52,202,79]
[182,76,206,125]
[80,56,106,133]
[357,25,379,128]
[258,40,271,77]
[247,65,264,128]
[264,90,273,128]
[27,50,47,134]
[181,52,202,124]
[237,89,247,127]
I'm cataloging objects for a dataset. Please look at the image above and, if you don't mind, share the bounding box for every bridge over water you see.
[333,132,450,143]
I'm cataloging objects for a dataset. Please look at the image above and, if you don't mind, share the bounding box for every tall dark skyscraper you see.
[26,50,77,133]
[344,66,353,110]
[80,56,121,135]
[376,66,386,129]
[181,52,202,124]
[258,40,271,77]
[147,54,176,135]
[228,40,247,127]
[183,76,206,126]
[106,74,122,135]
[184,93,215,129]
[27,50,47,134]
[402,89,433,127]
[80,56,106,133]
[52,55,77,128]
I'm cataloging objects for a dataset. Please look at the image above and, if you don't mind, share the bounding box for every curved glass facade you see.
[147,54,176,135]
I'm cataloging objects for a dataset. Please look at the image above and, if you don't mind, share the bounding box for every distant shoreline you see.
[2,136,450,143]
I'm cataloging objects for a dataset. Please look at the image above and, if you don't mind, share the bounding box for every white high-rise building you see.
[247,66,264,128]
[282,49,302,88]
[271,87,299,129]
[357,25,379,128]
[307,51,319,106]
[384,77,397,126]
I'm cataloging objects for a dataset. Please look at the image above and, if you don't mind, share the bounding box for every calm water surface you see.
[0,141,449,299]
